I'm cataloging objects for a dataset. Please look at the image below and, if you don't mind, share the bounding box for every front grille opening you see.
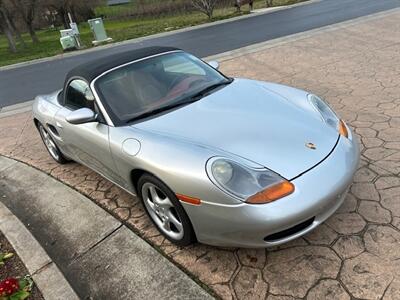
[264,217,315,242]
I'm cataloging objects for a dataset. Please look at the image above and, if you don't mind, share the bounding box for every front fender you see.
[109,126,243,205]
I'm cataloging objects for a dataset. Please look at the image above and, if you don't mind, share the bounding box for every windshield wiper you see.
[126,78,233,123]
[126,99,198,123]
[189,78,233,101]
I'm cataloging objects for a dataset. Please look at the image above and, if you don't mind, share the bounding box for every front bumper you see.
[182,134,359,248]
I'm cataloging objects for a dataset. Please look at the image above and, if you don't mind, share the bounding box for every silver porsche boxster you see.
[32,47,359,248]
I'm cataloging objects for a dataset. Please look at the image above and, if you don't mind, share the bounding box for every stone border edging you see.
[0,100,34,118]
[0,201,80,300]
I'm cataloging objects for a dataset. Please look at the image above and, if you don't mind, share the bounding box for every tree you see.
[191,0,218,19]
[0,0,17,52]
[11,0,39,43]
[43,0,98,29]
[3,1,25,47]
[235,0,254,12]
[266,0,273,7]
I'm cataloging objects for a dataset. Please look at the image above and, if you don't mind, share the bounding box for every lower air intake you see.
[264,217,315,242]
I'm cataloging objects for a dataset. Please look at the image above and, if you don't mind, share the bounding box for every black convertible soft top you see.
[64,46,180,87]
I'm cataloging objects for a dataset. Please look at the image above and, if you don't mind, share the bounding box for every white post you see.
[68,12,73,24]
[67,12,82,49]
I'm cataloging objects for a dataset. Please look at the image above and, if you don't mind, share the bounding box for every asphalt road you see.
[1,0,399,107]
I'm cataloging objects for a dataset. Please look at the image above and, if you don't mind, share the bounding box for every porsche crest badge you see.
[306,142,316,150]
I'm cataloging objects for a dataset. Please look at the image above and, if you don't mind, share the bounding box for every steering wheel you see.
[188,78,208,88]
[168,74,186,90]
[163,76,210,102]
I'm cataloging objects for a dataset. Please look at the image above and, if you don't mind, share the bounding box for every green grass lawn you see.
[0,0,307,67]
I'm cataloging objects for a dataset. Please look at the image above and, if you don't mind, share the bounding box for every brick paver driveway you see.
[1,10,400,299]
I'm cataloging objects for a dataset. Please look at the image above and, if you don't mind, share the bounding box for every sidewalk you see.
[0,156,212,299]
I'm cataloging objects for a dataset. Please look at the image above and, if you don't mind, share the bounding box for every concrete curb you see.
[0,100,34,118]
[0,0,320,72]
[0,202,79,300]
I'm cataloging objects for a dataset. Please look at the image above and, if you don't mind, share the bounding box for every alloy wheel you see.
[39,125,60,161]
[141,182,184,240]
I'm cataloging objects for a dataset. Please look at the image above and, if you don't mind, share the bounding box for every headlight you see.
[207,158,294,204]
[308,94,348,138]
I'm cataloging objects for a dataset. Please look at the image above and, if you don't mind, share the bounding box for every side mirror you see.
[66,108,97,125]
[208,61,219,70]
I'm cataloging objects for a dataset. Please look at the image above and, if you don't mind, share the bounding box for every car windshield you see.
[95,51,231,124]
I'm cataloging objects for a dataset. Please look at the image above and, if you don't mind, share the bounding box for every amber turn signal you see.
[246,181,295,204]
[177,194,201,205]
[339,120,348,138]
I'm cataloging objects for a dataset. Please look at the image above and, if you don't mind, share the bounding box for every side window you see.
[65,79,95,110]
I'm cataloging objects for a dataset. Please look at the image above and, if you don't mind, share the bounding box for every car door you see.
[54,79,124,185]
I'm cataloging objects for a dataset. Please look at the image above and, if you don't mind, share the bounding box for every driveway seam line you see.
[0,161,17,174]
[31,261,53,276]
[69,223,123,264]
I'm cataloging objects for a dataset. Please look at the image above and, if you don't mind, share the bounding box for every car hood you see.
[133,79,339,179]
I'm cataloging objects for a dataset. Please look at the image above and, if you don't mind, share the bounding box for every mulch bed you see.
[0,231,43,300]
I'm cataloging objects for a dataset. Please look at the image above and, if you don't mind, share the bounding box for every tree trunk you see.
[58,7,69,29]
[0,12,17,52]
[3,26,17,52]
[63,12,69,29]
[6,11,25,47]
[70,5,78,23]
[2,3,25,47]
[207,8,213,19]
[11,0,39,43]
[27,22,39,43]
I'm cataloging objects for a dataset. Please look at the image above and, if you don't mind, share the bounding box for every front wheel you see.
[138,174,196,246]
[38,122,68,164]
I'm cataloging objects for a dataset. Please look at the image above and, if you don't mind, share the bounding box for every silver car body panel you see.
[32,60,359,248]
[133,79,339,179]
[183,132,359,247]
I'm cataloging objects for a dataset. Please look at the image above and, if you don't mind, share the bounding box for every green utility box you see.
[60,35,77,51]
[88,18,113,45]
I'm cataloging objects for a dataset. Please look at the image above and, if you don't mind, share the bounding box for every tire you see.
[37,122,68,164]
[138,174,196,246]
